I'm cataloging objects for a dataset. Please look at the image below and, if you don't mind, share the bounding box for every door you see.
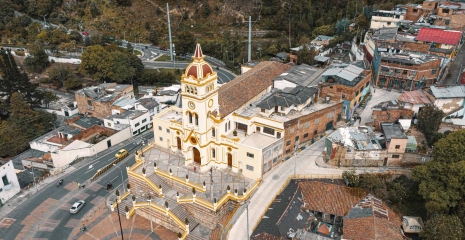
[256,126,260,132]
[274,106,278,112]
[326,121,333,131]
[383,157,388,166]
[193,147,201,164]
[337,114,341,122]
[227,153,232,167]
[107,140,111,148]
[177,137,181,150]
[64,111,69,117]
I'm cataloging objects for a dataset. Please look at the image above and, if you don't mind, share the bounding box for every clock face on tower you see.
[188,101,195,109]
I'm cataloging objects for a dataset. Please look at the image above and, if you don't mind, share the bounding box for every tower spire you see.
[193,43,204,59]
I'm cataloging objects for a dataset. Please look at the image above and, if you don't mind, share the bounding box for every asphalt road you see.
[0,131,153,239]
[439,43,465,86]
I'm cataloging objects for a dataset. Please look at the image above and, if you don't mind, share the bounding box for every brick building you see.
[403,3,424,22]
[374,47,442,91]
[319,62,372,120]
[75,83,134,119]
[371,100,414,131]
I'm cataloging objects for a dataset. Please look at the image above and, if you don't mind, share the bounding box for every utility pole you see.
[167,3,173,61]
[246,201,250,240]
[248,16,252,62]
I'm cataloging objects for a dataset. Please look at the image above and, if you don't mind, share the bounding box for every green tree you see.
[297,46,316,65]
[148,29,159,46]
[0,0,15,31]
[417,104,445,146]
[336,18,350,35]
[355,13,369,30]
[42,90,58,108]
[412,130,465,214]
[47,64,73,87]
[63,78,82,89]
[0,92,56,156]
[174,31,196,55]
[420,214,464,240]
[126,42,133,53]
[0,48,44,108]
[342,170,360,187]
[24,44,50,73]
[202,3,211,17]
[90,2,100,18]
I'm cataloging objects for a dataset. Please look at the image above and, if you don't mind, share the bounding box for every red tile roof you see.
[218,61,291,118]
[398,90,432,105]
[416,28,462,45]
[343,212,403,240]
[299,182,366,216]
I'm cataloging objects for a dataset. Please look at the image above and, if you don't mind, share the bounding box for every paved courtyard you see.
[353,87,401,127]
[135,146,255,200]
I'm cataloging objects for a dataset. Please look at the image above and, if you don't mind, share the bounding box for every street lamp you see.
[115,190,124,240]
[113,164,125,192]
[245,200,250,240]
[29,166,38,192]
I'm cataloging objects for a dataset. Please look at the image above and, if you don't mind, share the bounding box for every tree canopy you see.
[79,44,143,83]
[174,31,196,56]
[24,44,50,73]
[417,104,445,146]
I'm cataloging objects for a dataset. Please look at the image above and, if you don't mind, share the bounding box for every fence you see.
[91,153,128,181]
[324,152,432,167]
[22,173,51,190]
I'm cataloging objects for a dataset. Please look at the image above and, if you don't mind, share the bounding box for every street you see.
[440,43,465,86]
[0,131,153,239]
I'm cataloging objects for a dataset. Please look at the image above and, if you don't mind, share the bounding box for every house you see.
[135,98,160,116]
[29,125,82,153]
[398,90,432,115]
[111,97,137,115]
[60,102,79,117]
[402,216,424,235]
[0,160,21,206]
[363,27,398,64]
[311,35,335,46]
[370,10,405,29]
[428,85,465,114]
[371,100,414,130]
[415,28,463,58]
[403,3,424,22]
[75,83,134,119]
[381,123,408,161]
[276,52,289,61]
[69,116,103,130]
[104,110,151,136]
[319,62,371,120]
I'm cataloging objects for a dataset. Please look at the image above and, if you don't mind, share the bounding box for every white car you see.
[70,200,85,214]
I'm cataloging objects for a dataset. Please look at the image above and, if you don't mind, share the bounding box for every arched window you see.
[212,128,216,137]
[189,112,193,123]
[194,87,198,95]
[185,85,189,93]
[206,86,209,92]
[195,113,199,126]
[190,86,194,93]
[212,149,216,158]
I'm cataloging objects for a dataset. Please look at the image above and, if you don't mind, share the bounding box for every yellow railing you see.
[129,201,189,239]
[155,170,206,193]
[127,171,163,197]
[177,179,262,211]
[251,174,342,232]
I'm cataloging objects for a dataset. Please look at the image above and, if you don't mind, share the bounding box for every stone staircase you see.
[171,204,199,232]
[147,173,172,194]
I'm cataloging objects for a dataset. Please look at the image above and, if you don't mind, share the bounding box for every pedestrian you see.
[194,167,196,173]
[78,182,80,188]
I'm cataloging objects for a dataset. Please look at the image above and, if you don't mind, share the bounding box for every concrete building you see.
[428,85,465,122]
[371,100,414,131]
[0,160,21,206]
[75,83,134,119]
[381,123,408,157]
[370,10,405,29]
[104,110,151,136]
[319,62,371,120]
[60,102,79,117]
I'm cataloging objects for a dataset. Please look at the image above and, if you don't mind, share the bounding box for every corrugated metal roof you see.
[430,85,465,98]
[336,64,364,82]
[112,97,137,107]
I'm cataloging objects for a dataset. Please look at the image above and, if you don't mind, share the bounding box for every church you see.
[153,44,344,179]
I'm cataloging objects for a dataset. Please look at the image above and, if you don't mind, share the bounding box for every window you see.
[413,9,418,13]
[225,124,227,132]
[295,136,299,142]
[432,69,437,74]
[228,121,230,130]
[286,140,291,146]
[355,90,359,96]
[327,112,334,118]
[341,94,345,99]
[366,82,369,88]
[281,106,285,111]
[107,122,112,127]
[442,9,450,14]
[286,149,291,154]
[387,22,391,25]
[195,114,199,126]
[403,70,408,75]
[247,152,254,158]
[314,118,320,124]
[263,127,275,135]
[212,149,216,158]
[135,123,140,127]
[395,145,400,149]
[392,154,400,158]
[166,129,170,133]
[212,128,216,137]
[277,132,281,138]
[410,71,417,77]
[158,126,162,131]
[2,175,9,185]
[159,137,163,141]
[290,128,295,133]
[133,131,138,135]
[261,108,265,113]
[142,119,147,123]
[87,100,92,105]
[246,165,254,171]
[304,133,309,138]
[445,20,450,25]
[304,122,310,128]
[189,112,193,123]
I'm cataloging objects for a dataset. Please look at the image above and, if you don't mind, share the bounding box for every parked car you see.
[70,200,85,214]
[159,46,167,51]
[115,149,128,159]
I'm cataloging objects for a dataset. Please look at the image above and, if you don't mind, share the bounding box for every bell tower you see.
[181,44,219,138]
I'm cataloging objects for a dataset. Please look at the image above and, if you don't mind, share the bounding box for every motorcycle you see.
[106,183,113,190]
[56,179,64,187]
